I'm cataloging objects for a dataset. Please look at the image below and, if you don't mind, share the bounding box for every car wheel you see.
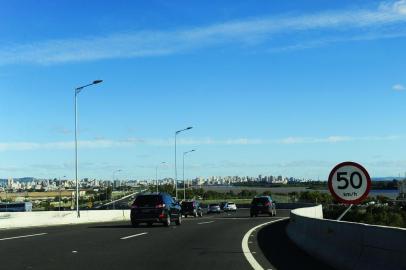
[185,214,188,218]
[163,215,171,227]
[175,214,182,226]
[147,222,153,227]
[131,221,138,228]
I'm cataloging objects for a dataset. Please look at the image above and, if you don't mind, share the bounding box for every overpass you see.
[0,205,404,270]
[0,206,329,270]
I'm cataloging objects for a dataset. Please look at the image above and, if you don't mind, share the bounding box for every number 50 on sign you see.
[328,161,371,204]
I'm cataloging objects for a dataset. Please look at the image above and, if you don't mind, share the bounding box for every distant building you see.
[114,180,121,188]
[7,178,13,189]
[398,180,406,199]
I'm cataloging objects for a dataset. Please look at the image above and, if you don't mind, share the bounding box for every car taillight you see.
[155,204,166,208]
[265,202,271,206]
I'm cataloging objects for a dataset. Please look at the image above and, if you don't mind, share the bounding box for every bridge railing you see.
[286,205,406,270]
[0,210,130,229]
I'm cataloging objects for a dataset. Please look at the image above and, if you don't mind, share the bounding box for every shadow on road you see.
[88,224,133,229]
[257,219,335,270]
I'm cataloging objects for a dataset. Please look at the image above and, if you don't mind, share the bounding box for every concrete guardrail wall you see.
[0,210,131,230]
[286,205,406,270]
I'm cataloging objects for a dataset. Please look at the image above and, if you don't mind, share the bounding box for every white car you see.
[223,202,237,212]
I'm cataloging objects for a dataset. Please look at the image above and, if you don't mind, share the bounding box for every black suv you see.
[131,193,182,227]
[181,200,203,218]
[250,196,276,217]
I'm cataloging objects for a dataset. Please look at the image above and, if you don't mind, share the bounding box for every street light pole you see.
[156,162,166,193]
[59,176,67,212]
[74,80,103,218]
[174,127,193,200]
[183,150,195,201]
[112,169,122,210]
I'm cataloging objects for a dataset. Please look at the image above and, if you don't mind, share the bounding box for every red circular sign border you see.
[328,161,371,204]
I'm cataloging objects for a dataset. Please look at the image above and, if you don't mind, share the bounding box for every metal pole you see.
[174,127,192,200]
[175,133,178,199]
[183,153,185,201]
[112,170,119,210]
[59,177,61,212]
[182,150,195,201]
[337,204,353,221]
[156,166,159,193]
[74,91,80,218]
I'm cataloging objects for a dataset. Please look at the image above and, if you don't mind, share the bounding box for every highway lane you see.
[0,209,325,270]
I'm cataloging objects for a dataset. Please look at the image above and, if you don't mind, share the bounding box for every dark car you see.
[130,193,182,227]
[250,196,276,217]
[207,203,221,214]
[220,201,228,210]
[181,200,203,218]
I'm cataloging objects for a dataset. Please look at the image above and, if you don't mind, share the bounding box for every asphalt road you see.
[0,209,331,270]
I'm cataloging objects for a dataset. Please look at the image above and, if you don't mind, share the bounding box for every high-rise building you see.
[7,178,13,188]
[398,179,406,199]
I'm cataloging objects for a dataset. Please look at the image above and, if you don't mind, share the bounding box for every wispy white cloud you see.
[393,83,405,91]
[1,1,406,65]
[0,135,402,151]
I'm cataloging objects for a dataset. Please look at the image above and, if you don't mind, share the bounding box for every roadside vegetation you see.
[324,204,406,228]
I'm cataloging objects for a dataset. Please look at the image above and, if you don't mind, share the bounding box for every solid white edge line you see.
[120,232,148,240]
[242,218,289,270]
[197,221,215,225]
[0,232,48,241]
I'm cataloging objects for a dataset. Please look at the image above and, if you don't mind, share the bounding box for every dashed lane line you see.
[0,233,48,241]
[120,232,148,240]
[197,221,215,225]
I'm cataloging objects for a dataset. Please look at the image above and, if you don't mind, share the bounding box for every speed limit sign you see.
[328,161,371,204]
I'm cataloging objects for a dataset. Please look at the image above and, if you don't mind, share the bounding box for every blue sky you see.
[1,0,406,180]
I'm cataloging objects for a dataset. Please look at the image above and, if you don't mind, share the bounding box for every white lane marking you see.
[0,233,47,241]
[197,221,215,225]
[120,232,148,240]
[214,217,280,220]
[242,218,289,270]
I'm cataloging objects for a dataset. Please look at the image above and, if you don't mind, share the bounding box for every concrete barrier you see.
[286,205,406,270]
[0,210,131,230]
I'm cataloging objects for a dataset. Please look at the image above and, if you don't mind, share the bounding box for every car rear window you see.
[228,203,235,205]
[135,195,162,206]
[252,197,269,204]
[209,204,219,207]
[182,202,194,208]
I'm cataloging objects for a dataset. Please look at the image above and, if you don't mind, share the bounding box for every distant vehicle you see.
[130,193,182,227]
[220,201,228,210]
[250,196,276,217]
[223,202,237,212]
[0,202,32,212]
[181,200,203,217]
[207,203,221,214]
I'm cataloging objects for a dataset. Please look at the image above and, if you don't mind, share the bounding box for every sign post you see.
[328,161,371,220]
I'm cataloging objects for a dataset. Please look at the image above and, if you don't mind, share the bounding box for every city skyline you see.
[1,0,406,179]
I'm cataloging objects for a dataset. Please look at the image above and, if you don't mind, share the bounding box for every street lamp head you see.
[93,80,103,85]
[186,126,193,130]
